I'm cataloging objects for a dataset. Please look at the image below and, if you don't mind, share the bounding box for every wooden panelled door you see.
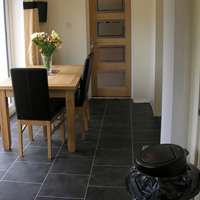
[89,0,131,97]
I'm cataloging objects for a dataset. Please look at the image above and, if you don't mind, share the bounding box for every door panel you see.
[97,45,125,63]
[96,20,125,38]
[89,0,131,97]
[96,0,125,12]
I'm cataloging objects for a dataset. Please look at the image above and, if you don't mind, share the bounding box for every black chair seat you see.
[50,88,80,107]
[50,102,65,119]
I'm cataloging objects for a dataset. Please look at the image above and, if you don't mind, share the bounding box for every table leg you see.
[0,91,11,150]
[65,90,76,152]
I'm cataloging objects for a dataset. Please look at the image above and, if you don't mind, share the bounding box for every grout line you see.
[0,126,43,182]
[15,160,52,165]
[49,172,89,176]
[37,195,84,199]
[1,179,42,185]
[88,185,126,189]
[33,143,64,200]
[93,165,131,168]
[83,99,108,200]
[97,148,132,150]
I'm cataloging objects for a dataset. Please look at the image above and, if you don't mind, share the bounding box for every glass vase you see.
[41,54,53,74]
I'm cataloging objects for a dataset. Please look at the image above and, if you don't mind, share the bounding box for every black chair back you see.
[76,52,94,107]
[11,68,51,120]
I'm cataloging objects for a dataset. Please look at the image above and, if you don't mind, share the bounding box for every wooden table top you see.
[0,65,83,91]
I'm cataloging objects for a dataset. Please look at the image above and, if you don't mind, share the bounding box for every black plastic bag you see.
[125,163,200,200]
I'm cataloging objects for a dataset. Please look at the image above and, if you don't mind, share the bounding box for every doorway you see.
[89,0,131,97]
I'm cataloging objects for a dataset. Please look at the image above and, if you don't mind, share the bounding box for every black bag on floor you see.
[125,144,200,200]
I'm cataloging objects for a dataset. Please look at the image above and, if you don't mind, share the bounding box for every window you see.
[0,0,15,115]
[0,0,9,82]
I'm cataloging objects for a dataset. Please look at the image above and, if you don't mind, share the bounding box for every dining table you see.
[0,65,83,152]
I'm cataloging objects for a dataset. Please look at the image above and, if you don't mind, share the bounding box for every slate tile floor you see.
[0,99,160,200]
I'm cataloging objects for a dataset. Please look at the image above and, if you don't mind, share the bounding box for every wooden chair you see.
[11,68,65,159]
[51,52,94,139]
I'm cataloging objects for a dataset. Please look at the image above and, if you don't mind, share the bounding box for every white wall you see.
[187,0,200,163]
[161,0,192,148]
[40,0,88,65]
[132,0,155,103]
[150,0,163,116]
[150,0,156,110]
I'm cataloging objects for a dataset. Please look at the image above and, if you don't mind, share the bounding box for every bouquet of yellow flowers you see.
[31,30,62,56]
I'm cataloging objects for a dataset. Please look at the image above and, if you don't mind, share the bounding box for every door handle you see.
[90,38,98,48]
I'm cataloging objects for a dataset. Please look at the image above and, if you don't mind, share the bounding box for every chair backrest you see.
[77,52,94,106]
[11,68,51,120]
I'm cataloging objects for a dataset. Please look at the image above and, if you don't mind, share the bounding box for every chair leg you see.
[47,122,52,159]
[18,121,23,157]
[83,104,88,131]
[43,126,47,141]
[78,107,85,140]
[28,125,33,141]
[86,94,90,120]
[61,112,65,143]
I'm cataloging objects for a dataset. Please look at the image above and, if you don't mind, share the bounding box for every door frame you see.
[85,0,134,99]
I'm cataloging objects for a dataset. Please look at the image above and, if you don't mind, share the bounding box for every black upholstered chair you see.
[75,52,94,138]
[11,68,65,159]
[51,52,94,139]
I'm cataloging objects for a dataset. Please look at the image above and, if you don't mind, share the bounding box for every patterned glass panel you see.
[96,0,124,12]
[97,20,125,38]
[97,70,126,88]
[98,46,125,63]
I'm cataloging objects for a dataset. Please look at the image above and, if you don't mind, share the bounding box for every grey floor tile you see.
[0,153,18,170]
[94,150,132,166]
[3,161,51,183]
[132,112,159,121]
[9,114,17,122]
[101,125,131,136]
[88,120,102,131]
[75,130,99,143]
[86,187,130,200]
[17,147,59,163]
[75,120,102,131]
[89,113,104,120]
[98,136,132,150]
[59,142,97,157]
[131,103,152,112]
[0,181,41,200]
[11,127,40,140]
[133,131,160,143]
[36,197,81,200]
[132,121,161,131]
[39,174,88,199]
[105,108,130,116]
[50,156,93,175]
[89,107,105,114]
[28,134,63,148]
[89,166,130,187]
[107,99,131,109]
[89,99,107,106]
[0,170,6,179]
[0,139,29,154]
[104,115,131,125]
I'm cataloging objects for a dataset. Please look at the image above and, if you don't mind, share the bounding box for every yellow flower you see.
[51,30,61,40]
